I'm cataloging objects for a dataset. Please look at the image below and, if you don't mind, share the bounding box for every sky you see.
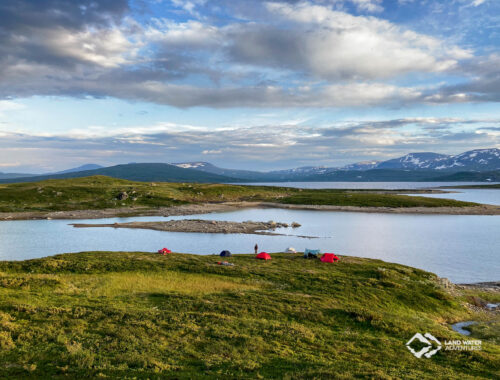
[0,0,499,173]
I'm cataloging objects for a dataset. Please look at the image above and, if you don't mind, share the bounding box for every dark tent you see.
[304,248,321,258]
[220,250,232,257]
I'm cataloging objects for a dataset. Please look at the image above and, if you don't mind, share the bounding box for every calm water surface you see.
[241,181,499,189]
[244,181,500,205]
[407,189,500,206]
[1,208,498,283]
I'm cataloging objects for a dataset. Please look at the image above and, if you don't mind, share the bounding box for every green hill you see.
[0,163,238,184]
[0,176,478,213]
[430,170,500,182]
[0,251,498,378]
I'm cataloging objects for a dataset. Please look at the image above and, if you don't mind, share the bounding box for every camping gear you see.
[256,252,271,260]
[158,248,171,255]
[217,261,234,266]
[285,247,297,253]
[220,250,232,257]
[304,248,321,258]
[320,253,339,263]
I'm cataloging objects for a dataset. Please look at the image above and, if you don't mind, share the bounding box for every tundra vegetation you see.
[0,252,498,378]
[0,176,479,213]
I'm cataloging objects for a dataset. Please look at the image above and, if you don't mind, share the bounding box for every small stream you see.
[451,321,477,336]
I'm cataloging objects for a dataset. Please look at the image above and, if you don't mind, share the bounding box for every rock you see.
[468,296,488,308]
[438,277,454,289]
[117,192,129,201]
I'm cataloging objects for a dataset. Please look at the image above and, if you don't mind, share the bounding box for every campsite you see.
[0,250,498,379]
[2,0,500,378]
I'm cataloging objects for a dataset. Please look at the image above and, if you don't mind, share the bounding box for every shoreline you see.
[1,201,500,221]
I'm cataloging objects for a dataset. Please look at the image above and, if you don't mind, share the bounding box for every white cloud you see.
[350,0,383,13]
[472,0,486,6]
[264,2,472,80]
[0,100,25,116]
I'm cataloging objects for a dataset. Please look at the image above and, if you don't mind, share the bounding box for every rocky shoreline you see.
[1,201,500,221]
[71,219,300,236]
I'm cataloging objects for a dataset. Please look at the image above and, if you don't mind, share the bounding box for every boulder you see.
[117,192,129,201]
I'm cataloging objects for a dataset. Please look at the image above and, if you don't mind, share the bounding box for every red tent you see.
[256,252,271,260]
[320,253,339,263]
[158,248,172,255]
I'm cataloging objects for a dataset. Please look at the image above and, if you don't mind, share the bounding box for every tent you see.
[304,248,321,258]
[220,250,232,257]
[320,253,339,263]
[256,252,271,260]
[158,248,171,255]
[285,247,297,253]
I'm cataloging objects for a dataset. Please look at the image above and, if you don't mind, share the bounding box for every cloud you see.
[2,117,498,171]
[0,0,494,109]
[423,54,500,103]
[0,100,25,116]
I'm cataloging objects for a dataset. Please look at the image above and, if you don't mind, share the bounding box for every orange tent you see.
[320,253,339,263]
[256,252,271,260]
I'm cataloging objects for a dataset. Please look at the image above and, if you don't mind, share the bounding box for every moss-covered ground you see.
[0,176,478,213]
[0,252,498,379]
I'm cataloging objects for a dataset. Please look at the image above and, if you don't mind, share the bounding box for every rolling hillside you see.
[0,163,238,184]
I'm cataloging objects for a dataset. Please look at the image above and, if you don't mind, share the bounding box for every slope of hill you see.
[0,163,239,184]
[0,172,36,179]
[172,162,274,181]
[430,170,500,182]
[54,164,104,174]
[0,251,498,379]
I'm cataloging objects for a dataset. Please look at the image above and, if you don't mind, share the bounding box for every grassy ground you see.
[0,252,498,379]
[0,176,478,213]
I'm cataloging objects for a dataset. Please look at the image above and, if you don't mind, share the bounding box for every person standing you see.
[254,244,258,254]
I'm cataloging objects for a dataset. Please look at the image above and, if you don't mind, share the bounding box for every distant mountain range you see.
[0,164,238,184]
[171,148,500,182]
[0,171,36,180]
[1,148,499,183]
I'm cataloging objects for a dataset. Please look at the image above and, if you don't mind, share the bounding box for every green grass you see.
[0,176,479,213]
[0,252,498,378]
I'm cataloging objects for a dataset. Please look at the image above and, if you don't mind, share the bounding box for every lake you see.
[244,181,500,206]
[240,181,499,189]
[1,207,498,284]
